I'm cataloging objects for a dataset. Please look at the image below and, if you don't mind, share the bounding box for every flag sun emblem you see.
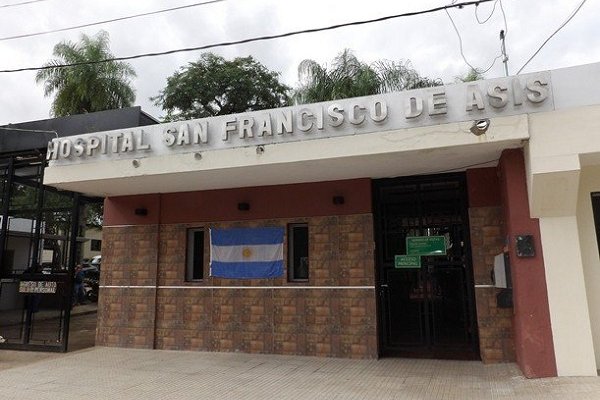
[242,247,253,258]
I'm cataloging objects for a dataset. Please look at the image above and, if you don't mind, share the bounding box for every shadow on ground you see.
[67,311,97,352]
[0,311,97,371]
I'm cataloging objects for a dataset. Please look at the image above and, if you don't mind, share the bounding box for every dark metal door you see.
[373,173,479,359]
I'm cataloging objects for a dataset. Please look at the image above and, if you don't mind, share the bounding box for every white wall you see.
[577,165,600,367]
[528,105,600,218]
[539,216,597,376]
[527,105,600,376]
[82,227,102,260]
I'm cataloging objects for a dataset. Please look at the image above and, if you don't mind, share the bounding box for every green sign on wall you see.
[394,255,421,269]
[406,236,446,256]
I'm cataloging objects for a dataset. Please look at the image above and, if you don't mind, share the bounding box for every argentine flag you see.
[210,227,284,279]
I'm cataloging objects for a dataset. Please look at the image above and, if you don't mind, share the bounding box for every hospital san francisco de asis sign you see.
[47,73,552,163]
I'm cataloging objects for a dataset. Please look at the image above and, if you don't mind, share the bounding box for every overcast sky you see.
[0,0,597,125]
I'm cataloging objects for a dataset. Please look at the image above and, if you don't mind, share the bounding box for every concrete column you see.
[539,216,597,376]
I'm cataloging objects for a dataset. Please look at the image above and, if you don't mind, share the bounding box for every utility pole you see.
[500,30,509,77]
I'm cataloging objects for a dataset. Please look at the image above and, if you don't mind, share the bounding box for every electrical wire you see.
[516,0,588,74]
[498,0,509,75]
[0,0,494,74]
[499,0,508,36]
[0,126,58,138]
[0,0,49,9]
[409,158,500,177]
[445,8,502,74]
[475,0,498,24]
[0,0,225,42]
[432,159,500,173]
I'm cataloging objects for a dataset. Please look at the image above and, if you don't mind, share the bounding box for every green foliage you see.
[9,183,101,229]
[9,183,38,215]
[85,202,103,228]
[294,49,441,104]
[35,31,136,117]
[455,67,485,83]
[154,53,291,121]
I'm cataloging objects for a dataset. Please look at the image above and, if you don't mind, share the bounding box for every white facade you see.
[526,72,600,375]
[82,227,102,260]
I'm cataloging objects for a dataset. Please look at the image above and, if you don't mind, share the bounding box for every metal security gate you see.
[0,153,82,352]
[373,173,479,359]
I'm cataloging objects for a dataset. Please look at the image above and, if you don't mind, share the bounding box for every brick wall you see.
[96,225,159,348]
[469,206,515,363]
[97,174,514,362]
[97,214,377,359]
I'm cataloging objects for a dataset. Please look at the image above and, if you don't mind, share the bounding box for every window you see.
[288,223,309,281]
[186,228,204,281]
[90,239,102,251]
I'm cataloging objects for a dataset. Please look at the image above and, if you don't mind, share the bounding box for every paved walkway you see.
[1,347,600,399]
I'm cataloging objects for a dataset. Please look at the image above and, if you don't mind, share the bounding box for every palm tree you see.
[293,49,441,104]
[35,31,136,116]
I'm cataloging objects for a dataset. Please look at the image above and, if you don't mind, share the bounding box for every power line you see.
[499,0,508,37]
[475,0,498,24]
[516,0,588,74]
[498,0,509,75]
[0,0,49,9]
[445,0,509,75]
[0,0,494,74]
[445,8,502,74]
[0,0,224,43]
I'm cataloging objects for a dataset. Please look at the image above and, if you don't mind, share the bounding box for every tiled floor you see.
[1,347,600,399]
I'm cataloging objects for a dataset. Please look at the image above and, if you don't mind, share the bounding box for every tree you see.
[35,31,136,116]
[294,49,441,104]
[154,53,290,121]
[455,67,485,82]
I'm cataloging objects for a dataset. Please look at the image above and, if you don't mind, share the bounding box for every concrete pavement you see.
[2,347,600,399]
[0,350,60,372]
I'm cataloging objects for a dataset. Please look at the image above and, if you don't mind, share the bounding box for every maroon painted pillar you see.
[497,149,557,378]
